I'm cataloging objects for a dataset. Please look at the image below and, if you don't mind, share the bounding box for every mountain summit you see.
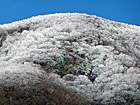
[0,13,140,105]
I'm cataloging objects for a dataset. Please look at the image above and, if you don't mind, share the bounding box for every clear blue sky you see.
[0,0,140,26]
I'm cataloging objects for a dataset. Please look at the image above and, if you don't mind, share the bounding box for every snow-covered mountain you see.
[0,13,140,105]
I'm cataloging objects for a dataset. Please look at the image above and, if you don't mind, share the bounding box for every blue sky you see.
[0,0,140,26]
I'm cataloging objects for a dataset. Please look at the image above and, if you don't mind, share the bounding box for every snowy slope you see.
[0,13,140,105]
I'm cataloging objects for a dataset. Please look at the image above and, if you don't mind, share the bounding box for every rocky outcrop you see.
[0,13,140,105]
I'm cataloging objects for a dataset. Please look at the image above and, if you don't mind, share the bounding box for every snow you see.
[0,13,140,104]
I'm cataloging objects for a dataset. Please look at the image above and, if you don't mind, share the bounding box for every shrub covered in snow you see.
[0,13,140,105]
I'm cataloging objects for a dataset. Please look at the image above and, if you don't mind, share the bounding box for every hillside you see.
[0,13,140,105]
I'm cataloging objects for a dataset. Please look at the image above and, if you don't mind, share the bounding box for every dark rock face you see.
[0,13,140,105]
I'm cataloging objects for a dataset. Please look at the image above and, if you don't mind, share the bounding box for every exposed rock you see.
[0,13,140,105]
